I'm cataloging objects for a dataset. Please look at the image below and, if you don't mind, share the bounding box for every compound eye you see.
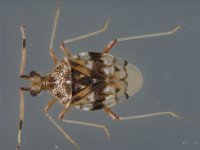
[29,71,37,77]
[30,90,37,97]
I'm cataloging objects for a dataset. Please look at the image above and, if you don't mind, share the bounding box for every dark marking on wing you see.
[88,52,102,59]
[79,76,93,85]
[71,81,105,104]
[93,59,107,77]
[91,102,104,110]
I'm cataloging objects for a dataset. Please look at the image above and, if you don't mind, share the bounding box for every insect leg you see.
[104,107,181,121]
[102,39,118,53]
[44,99,80,149]
[62,119,110,138]
[16,90,25,150]
[45,113,79,149]
[49,3,61,64]
[62,20,109,44]
[19,25,26,76]
[17,25,27,150]
[44,98,58,112]
[117,26,181,42]
[58,100,72,120]
[60,41,72,58]
[102,25,181,53]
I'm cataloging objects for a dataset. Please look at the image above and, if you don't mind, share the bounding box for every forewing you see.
[71,52,143,111]
[73,83,129,111]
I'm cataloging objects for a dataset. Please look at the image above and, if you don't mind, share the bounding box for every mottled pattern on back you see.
[48,57,72,104]
[70,52,129,111]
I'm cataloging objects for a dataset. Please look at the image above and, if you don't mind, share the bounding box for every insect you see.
[17,4,181,150]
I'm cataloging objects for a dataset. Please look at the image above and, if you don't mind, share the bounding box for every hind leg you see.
[104,107,181,121]
[102,26,181,53]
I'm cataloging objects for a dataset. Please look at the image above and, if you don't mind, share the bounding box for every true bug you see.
[17,4,181,150]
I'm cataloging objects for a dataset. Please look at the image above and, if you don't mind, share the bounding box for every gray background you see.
[2,0,200,150]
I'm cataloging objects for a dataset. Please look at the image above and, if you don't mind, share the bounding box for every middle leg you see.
[62,119,110,138]
[59,100,110,139]
[59,20,110,57]
[63,20,109,44]
[44,98,80,149]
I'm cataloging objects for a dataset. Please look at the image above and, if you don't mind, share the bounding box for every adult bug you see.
[17,4,181,150]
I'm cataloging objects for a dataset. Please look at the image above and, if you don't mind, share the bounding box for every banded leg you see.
[102,25,181,53]
[17,25,27,150]
[49,3,61,64]
[17,90,25,150]
[19,25,26,76]
[104,107,181,121]
[44,98,80,149]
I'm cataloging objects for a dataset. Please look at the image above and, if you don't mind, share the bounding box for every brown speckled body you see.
[45,57,72,104]
[43,52,143,111]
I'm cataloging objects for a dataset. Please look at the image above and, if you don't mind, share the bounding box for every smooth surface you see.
[2,0,200,150]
